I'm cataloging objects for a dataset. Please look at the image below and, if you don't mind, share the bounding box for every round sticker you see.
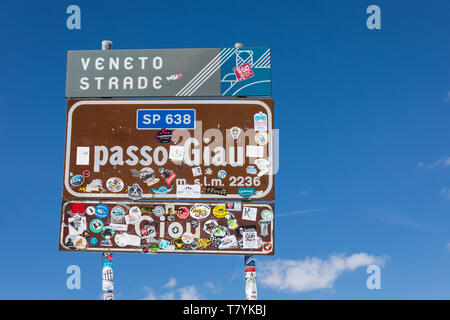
[111,206,125,219]
[154,206,165,217]
[101,226,115,239]
[86,206,95,216]
[213,205,229,218]
[189,204,211,219]
[181,232,195,244]
[82,170,90,178]
[70,175,84,187]
[106,177,124,193]
[211,225,229,238]
[255,131,269,146]
[95,204,109,219]
[263,242,273,252]
[261,209,274,221]
[140,167,159,186]
[174,238,186,250]
[90,237,98,245]
[218,170,227,179]
[89,219,104,233]
[176,207,189,219]
[168,222,183,238]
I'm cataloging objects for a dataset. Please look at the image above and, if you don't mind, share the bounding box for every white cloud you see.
[417,157,450,170]
[444,91,450,103]
[259,253,387,293]
[164,277,177,288]
[440,187,450,200]
[178,285,202,300]
[277,208,327,218]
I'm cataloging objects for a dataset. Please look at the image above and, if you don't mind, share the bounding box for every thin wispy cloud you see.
[164,277,177,288]
[417,157,450,170]
[259,253,387,293]
[277,208,327,218]
[372,214,434,232]
[439,187,450,201]
[444,91,450,103]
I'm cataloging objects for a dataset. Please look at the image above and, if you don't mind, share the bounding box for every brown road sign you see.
[59,200,274,255]
[63,99,274,200]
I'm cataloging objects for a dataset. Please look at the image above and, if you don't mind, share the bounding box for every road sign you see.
[66,48,271,97]
[59,200,274,255]
[63,99,274,200]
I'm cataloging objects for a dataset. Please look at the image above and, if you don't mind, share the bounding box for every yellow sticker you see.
[213,205,229,218]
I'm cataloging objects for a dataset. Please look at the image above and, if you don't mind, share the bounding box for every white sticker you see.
[177,184,201,198]
[76,147,90,165]
[246,145,264,158]
[242,207,257,221]
[192,166,202,177]
[169,145,185,161]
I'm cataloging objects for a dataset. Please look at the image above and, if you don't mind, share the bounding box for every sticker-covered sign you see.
[66,48,271,98]
[59,200,274,255]
[63,99,274,200]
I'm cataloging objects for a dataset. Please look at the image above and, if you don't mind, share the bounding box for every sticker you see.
[168,222,184,238]
[242,207,257,221]
[125,206,141,225]
[154,206,165,217]
[192,166,202,177]
[111,206,125,220]
[151,185,173,195]
[101,226,115,240]
[233,63,254,82]
[76,146,90,165]
[196,238,210,249]
[176,184,201,198]
[140,224,156,239]
[101,240,112,247]
[86,206,95,215]
[189,204,211,219]
[205,168,213,175]
[159,168,176,185]
[246,166,257,174]
[254,111,268,131]
[203,219,218,234]
[226,202,242,211]
[95,204,109,219]
[159,239,170,250]
[90,237,98,245]
[176,207,189,219]
[72,203,85,214]
[165,203,175,215]
[181,232,195,244]
[218,235,238,249]
[242,229,258,249]
[106,177,124,193]
[255,159,270,177]
[70,175,84,187]
[258,220,270,236]
[190,240,198,250]
[246,145,264,158]
[213,205,229,218]
[255,131,269,146]
[128,183,143,200]
[155,129,173,144]
[68,215,87,235]
[89,219,104,233]
[85,179,104,192]
[205,186,228,196]
[139,167,159,186]
[190,220,199,229]
[225,213,239,229]
[262,242,273,252]
[174,238,186,250]
[82,170,90,178]
[261,209,274,221]
[229,127,241,139]
[218,170,227,179]
[238,187,255,198]
[65,235,87,250]
[169,145,185,161]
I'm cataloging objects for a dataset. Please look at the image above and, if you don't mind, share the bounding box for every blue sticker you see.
[90,237,98,245]
[238,187,255,198]
[218,170,227,179]
[95,204,109,219]
[151,185,173,195]
[70,175,84,187]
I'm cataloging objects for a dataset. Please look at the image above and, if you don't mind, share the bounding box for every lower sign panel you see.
[59,200,274,255]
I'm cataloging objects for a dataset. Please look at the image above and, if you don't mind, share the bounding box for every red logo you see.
[233,63,254,82]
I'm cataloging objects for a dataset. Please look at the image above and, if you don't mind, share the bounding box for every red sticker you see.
[72,203,85,213]
[233,63,254,82]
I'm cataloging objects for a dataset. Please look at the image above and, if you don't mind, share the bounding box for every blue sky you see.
[0,0,449,299]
